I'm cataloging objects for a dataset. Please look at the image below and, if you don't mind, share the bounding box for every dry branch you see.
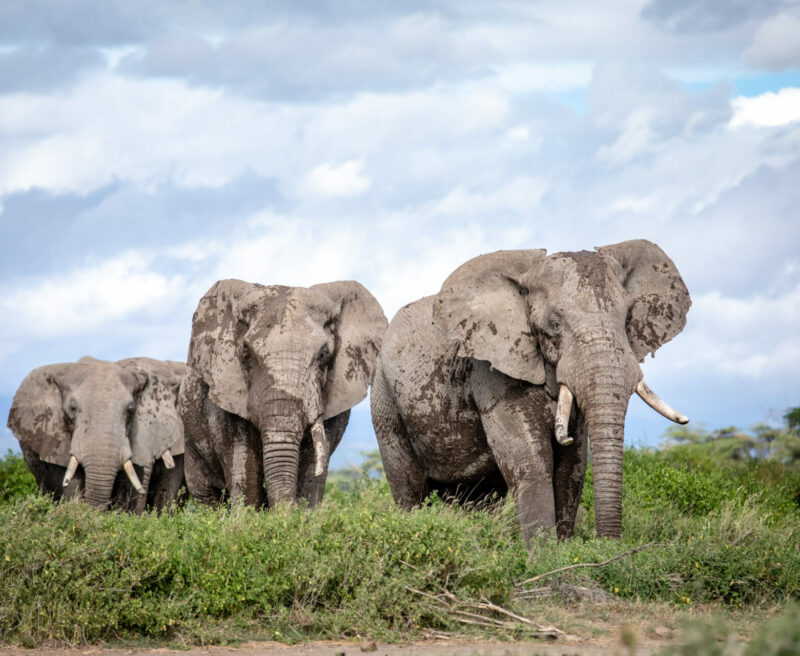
[404,585,562,639]
[516,541,665,588]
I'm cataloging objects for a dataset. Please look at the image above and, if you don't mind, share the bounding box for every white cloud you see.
[729,88,800,128]
[300,160,371,198]
[673,285,800,379]
[432,176,548,217]
[744,11,800,69]
[0,251,186,339]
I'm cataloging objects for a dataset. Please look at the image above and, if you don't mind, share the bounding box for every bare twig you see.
[517,541,665,587]
[404,584,562,638]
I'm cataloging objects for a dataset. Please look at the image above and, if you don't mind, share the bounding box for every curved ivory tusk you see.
[555,385,575,446]
[63,455,79,487]
[310,417,329,478]
[636,380,689,424]
[123,460,146,494]
[161,449,175,469]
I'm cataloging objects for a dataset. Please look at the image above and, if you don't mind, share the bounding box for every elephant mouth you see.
[553,380,688,445]
[62,454,146,494]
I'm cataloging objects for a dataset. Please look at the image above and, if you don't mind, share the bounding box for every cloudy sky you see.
[1,0,799,466]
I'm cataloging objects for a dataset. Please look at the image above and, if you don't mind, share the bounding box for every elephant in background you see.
[7,356,187,511]
[179,279,387,508]
[371,239,691,540]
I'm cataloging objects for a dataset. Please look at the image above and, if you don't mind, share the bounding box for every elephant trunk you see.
[260,396,305,507]
[583,392,629,538]
[560,333,639,539]
[82,460,120,510]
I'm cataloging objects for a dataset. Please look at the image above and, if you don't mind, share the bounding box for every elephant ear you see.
[435,249,548,385]
[187,279,265,420]
[7,363,75,466]
[118,358,187,466]
[311,281,388,419]
[597,239,691,362]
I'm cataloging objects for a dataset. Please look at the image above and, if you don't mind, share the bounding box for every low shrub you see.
[0,450,36,503]
[0,448,798,646]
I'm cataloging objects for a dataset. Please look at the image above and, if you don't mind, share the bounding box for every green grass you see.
[0,448,798,647]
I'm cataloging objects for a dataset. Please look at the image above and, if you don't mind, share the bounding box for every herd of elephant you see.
[7,239,691,540]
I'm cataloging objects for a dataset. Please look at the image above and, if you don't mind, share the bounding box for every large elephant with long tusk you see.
[371,239,691,540]
[179,279,387,508]
[7,356,187,511]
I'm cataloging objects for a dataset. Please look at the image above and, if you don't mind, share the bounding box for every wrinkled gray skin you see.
[7,357,187,511]
[179,279,387,508]
[371,240,690,540]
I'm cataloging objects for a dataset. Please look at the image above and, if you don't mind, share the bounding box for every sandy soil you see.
[0,635,671,656]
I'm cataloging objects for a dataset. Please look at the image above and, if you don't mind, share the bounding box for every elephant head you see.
[7,356,186,510]
[187,279,387,507]
[435,239,690,538]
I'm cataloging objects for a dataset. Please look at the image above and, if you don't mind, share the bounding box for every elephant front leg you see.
[297,410,350,508]
[371,368,428,508]
[472,363,556,542]
[229,426,265,508]
[553,414,588,538]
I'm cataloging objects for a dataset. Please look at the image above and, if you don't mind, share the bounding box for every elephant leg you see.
[297,410,350,508]
[184,436,224,506]
[553,413,588,538]
[471,362,556,542]
[181,371,228,506]
[21,444,65,501]
[147,454,186,511]
[371,366,428,508]
[133,464,154,514]
[229,425,265,508]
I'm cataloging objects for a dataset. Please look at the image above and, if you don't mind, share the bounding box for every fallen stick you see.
[517,541,665,587]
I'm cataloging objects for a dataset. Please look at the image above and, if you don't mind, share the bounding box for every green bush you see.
[0,450,37,503]
[1,448,798,646]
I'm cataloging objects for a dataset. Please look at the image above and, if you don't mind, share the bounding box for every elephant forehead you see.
[542,251,625,309]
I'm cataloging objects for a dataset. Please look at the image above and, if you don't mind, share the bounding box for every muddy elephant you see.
[179,279,387,508]
[371,239,691,540]
[7,356,187,511]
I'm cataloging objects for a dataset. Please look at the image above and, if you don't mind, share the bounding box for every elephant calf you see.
[179,279,387,508]
[8,356,187,511]
[371,239,691,540]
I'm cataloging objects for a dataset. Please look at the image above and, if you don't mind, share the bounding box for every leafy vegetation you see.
[0,442,798,647]
[0,449,36,503]
[1,410,798,647]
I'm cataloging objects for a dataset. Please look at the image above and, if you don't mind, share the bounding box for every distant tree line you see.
[662,406,800,464]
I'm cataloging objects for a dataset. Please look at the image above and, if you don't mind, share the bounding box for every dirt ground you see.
[0,636,671,656]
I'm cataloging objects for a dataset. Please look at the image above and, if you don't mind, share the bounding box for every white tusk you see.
[161,449,175,469]
[310,417,329,478]
[555,385,575,446]
[123,460,146,494]
[63,456,79,487]
[636,380,689,425]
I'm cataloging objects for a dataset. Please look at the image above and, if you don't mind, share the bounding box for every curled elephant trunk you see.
[82,464,119,510]
[262,439,301,507]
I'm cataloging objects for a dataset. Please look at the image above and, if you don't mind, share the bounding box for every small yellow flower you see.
[573,556,579,562]
[614,586,619,594]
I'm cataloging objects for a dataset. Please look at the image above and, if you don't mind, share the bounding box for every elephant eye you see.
[66,400,78,418]
[127,402,135,414]
[548,316,561,332]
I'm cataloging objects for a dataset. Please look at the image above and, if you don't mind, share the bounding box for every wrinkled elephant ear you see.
[7,363,75,466]
[118,358,187,466]
[312,281,388,419]
[597,239,691,362]
[187,279,263,419]
[435,249,548,386]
